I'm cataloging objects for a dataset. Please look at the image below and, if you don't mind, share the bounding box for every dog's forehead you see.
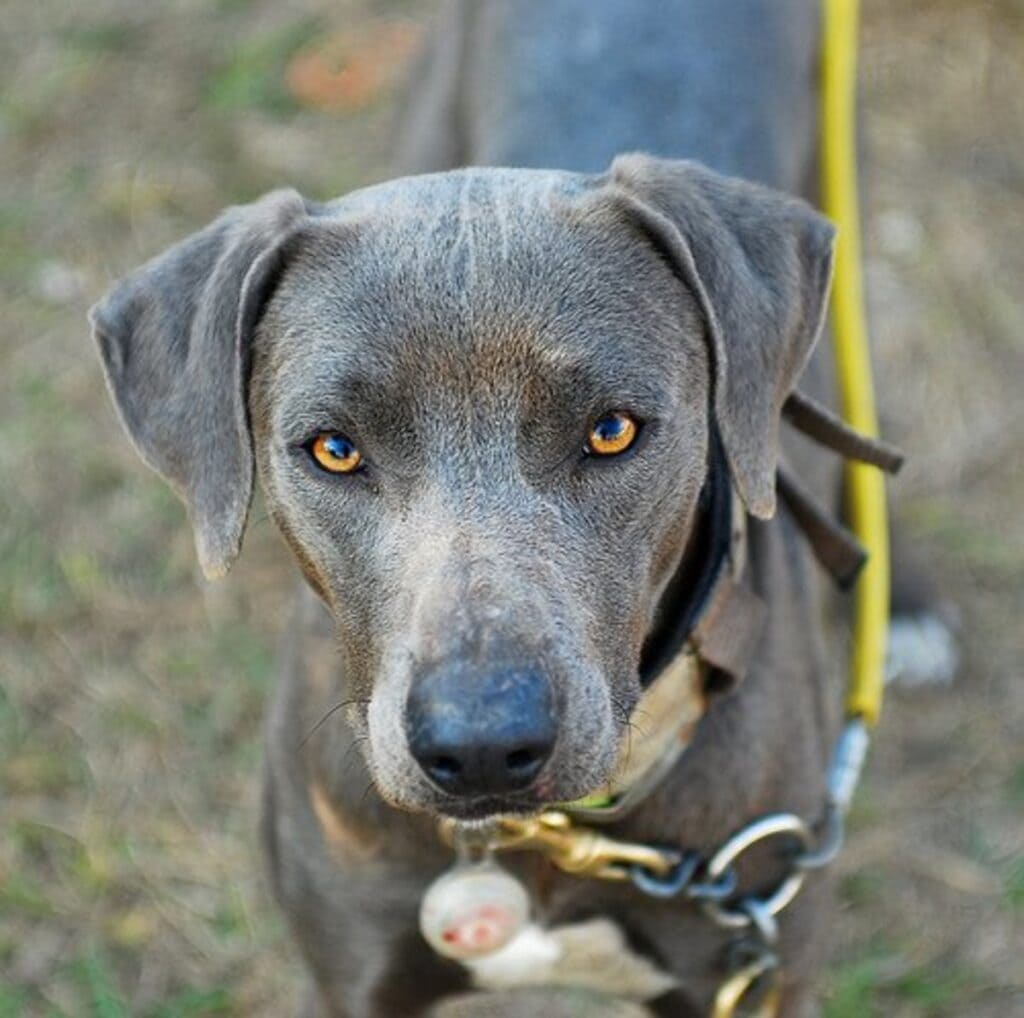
[274,166,693,357]
[314,166,611,301]
[258,167,704,426]
[323,166,592,228]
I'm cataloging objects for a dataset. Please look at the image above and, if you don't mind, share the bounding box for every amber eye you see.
[586,412,640,457]
[310,433,363,474]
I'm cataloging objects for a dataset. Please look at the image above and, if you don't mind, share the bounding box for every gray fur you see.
[90,1,845,1015]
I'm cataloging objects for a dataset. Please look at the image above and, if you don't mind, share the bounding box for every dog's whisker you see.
[338,736,372,777]
[299,697,371,749]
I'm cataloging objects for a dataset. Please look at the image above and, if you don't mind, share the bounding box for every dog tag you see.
[419,857,530,961]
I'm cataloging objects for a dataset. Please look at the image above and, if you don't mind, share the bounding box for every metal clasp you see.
[711,950,781,1018]
[491,811,679,881]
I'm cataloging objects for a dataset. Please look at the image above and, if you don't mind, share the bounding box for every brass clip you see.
[441,811,677,882]
[711,954,780,1018]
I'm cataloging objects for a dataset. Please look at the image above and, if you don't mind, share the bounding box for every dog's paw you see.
[886,612,960,687]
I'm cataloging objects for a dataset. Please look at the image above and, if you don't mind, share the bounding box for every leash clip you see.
[441,811,680,882]
[711,945,781,1018]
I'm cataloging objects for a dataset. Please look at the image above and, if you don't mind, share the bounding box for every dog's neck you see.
[639,434,735,686]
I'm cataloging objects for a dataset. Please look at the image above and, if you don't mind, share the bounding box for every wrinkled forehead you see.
[260,168,704,407]
[329,166,586,233]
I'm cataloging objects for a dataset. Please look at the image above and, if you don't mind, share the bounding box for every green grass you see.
[1007,762,1024,807]
[0,987,32,1018]
[203,19,322,115]
[902,497,1024,576]
[826,955,883,1018]
[57,21,141,55]
[1006,857,1024,910]
[0,952,235,1018]
[146,988,234,1018]
[826,948,978,1018]
[75,954,130,1018]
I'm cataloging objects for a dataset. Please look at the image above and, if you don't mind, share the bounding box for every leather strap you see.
[783,389,904,474]
[691,574,766,691]
[776,464,867,589]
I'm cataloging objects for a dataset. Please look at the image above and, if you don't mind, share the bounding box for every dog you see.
[90,1,865,1014]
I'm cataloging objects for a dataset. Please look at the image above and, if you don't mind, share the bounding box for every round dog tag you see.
[419,859,530,961]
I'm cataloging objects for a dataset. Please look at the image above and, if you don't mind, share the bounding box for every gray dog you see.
[90,2,872,1015]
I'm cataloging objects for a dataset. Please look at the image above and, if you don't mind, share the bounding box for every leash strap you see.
[776,463,867,588]
[783,389,903,473]
[776,388,902,592]
[690,574,766,688]
[822,0,892,727]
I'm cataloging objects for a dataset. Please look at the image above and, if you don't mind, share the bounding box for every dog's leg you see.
[263,762,472,1018]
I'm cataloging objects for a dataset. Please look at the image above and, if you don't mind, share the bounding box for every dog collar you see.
[565,458,763,821]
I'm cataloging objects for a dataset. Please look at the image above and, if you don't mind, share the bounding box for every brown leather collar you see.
[566,451,763,822]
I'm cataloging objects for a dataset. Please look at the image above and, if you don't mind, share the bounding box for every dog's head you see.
[90,156,833,818]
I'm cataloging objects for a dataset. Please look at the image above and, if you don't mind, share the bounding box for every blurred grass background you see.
[1,0,1022,1015]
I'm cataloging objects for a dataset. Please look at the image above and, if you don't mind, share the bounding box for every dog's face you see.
[247,170,711,814]
[91,157,833,818]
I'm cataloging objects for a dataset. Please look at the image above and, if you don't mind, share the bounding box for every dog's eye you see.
[309,433,363,474]
[586,412,639,457]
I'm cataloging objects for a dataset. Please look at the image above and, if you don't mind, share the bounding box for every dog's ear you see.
[609,154,836,518]
[89,189,309,579]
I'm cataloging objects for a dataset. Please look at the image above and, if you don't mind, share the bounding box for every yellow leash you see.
[822,0,889,727]
[712,6,893,1013]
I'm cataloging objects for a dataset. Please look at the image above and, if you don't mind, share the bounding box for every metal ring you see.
[701,813,814,930]
[630,852,701,899]
[739,897,779,945]
[796,803,845,871]
[686,866,739,903]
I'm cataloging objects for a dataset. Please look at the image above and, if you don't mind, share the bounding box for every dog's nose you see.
[406,665,557,798]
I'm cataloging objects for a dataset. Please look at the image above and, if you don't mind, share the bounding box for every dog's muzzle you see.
[406,663,558,799]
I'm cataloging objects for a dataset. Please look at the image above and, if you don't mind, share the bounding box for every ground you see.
[1,1,1022,1015]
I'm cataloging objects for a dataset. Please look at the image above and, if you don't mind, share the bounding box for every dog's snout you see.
[406,665,557,798]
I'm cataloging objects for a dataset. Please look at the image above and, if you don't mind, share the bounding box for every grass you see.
[204,18,323,116]
[825,948,977,1018]
[0,950,236,1017]
[1005,859,1024,910]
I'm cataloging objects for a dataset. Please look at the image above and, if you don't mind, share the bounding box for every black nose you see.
[406,665,558,798]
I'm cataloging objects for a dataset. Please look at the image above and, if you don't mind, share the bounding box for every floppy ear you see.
[609,154,836,519]
[89,189,309,579]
